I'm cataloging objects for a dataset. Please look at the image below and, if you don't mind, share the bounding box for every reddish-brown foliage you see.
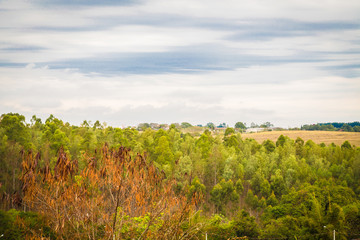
[21,145,202,239]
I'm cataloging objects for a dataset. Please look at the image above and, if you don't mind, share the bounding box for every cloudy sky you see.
[0,0,359,127]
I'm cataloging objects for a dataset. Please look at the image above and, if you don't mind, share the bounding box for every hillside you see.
[1,113,360,239]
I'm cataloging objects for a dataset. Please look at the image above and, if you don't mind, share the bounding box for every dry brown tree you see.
[21,145,203,239]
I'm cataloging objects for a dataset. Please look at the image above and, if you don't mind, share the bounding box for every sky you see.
[0,0,359,128]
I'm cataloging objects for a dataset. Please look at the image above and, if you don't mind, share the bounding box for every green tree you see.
[234,122,246,130]
[235,179,244,193]
[262,215,300,239]
[224,135,240,150]
[224,127,235,136]
[343,203,360,236]
[266,191,279,206]
[341,140,352,150]
[80,120,90,128]
[223,156,235,181]
[195,130,213,159]
[174,155,192,182]
[30,115,43,130]
[137,123,150,131]
[232,210,260,238]
[295,137,304,157]
[0,113,31,148]
[270,170,286,197]
[93,120,102,130]
[206,122,215,130]
[154,136,174,166]
[260,122,273,128]
[211,179,239,213]
[42,116,70,154]
[188,177,206,209]
[353,126,360,132]
[181,122,192,128]
[342,124,353,132]
[276,134,286,147]
[80,130,95,151]
[263,140,276,153]
[51,129,70,152]
[205,214,234,240]
[245,189,259,210]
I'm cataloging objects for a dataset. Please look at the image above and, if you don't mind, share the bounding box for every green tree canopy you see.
[0,113,31,148]
[180,122,192,128]
[234,122,246,129]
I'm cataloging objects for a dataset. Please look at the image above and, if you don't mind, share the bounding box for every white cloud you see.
[0,25,230,63]
[139,0,360,22]
[1,63,359,127]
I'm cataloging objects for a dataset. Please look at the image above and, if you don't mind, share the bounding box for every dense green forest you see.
[1,113,360,239]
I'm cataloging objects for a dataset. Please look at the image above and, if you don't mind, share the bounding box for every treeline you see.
[301,122,360,132]
[1,113,360,239]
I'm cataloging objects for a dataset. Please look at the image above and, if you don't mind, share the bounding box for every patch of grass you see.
[0,209,55,240]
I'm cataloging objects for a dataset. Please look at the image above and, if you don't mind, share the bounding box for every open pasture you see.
[241,130,360,146]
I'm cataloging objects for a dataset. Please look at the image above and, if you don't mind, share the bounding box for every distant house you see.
[159,124,169,130]
[245,128,265,133]
[215,123,227,131]
[150,123,160,129]
[146,123,169,130]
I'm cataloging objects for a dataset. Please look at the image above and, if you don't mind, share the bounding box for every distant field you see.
[241,130,360,146]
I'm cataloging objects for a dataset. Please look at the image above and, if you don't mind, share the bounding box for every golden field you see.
[241,130,360,146]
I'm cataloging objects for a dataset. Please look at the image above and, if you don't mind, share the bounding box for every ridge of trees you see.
[301,122,360,132]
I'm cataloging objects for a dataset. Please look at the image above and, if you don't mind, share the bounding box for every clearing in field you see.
[241,130,360,146]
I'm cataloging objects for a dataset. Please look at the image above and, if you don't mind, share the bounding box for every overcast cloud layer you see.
[0,0,359,127]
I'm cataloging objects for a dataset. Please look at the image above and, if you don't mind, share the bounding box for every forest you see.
[300,122,360,132]
[0,113,360,239]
